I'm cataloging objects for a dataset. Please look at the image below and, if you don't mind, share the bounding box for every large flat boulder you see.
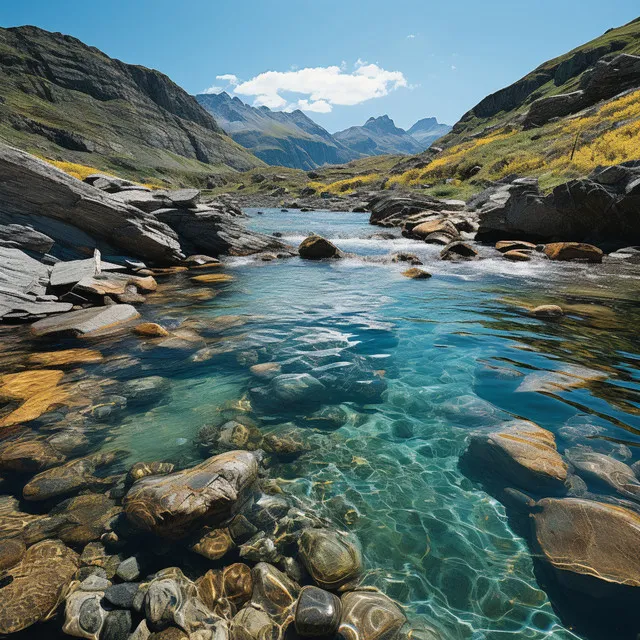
[460,421,568,494]
[155,205,288,257]
[0,143,182,263]
[532,498,640,591]
[123,450,259,538]
[30,304,140,337]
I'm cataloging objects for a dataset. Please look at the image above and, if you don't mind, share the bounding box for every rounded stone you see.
[229,606,276,640]
[134,323,170,338]
[530,304,564,319]
[222,563,254,609]
[503,249,532,261]
[101,609,133,640]
[338,591,406,640]
[295,586,341,637]
[298,529,362,590]
[104,583,140,609]
[298,235,341,260]
[0,538,26,571]
[401,268,431,279]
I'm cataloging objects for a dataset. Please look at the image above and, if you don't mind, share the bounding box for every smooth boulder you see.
[298,235,341,260]
[123,451,259,539]
[543,242,603,263]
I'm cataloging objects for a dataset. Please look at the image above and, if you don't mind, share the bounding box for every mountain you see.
[407,117,452,148]
[351,17,640,198]
[0,26,263,186]
[196,92,360,170]
[334,115,425,156]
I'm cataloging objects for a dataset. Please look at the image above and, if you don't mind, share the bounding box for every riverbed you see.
[2,208,639,640]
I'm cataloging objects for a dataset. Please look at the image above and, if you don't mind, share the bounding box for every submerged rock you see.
[532,498,640,592]
[126,462,176,485]
[565,448,640,500]
[22,451,122,501]
[530,304,564,319]
[123,451,259,539]
[338,591,406,640]
[460,421,568,495]
[31,304,140,337]
[0,539,79,635]
[298,235,341,260]
[298,529,363,590]
[134,323,171,338]
[250,563,300,622]
[295,586,341,637]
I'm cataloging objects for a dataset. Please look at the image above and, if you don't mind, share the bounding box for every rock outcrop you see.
[473,165,640,245]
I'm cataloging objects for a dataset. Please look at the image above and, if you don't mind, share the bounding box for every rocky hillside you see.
[307,17,640,200]
[334,115,426,156]
[0,26,263,186]
[197,92,360,170]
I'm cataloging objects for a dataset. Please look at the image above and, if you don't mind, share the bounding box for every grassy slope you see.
[0,29,263,188]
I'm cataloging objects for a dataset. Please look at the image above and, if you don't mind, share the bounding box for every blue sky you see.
[2,1,638,132]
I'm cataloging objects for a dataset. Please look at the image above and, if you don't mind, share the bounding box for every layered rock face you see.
[473,163,640,245]
[0,143,286,323]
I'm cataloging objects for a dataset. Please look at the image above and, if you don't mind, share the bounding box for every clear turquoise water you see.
[12,208,640,639]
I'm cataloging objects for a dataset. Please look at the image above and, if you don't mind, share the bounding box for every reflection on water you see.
[1,208,639,640]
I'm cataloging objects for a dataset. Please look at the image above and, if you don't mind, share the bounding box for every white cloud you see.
[202,85,224,95]
[228,60,408,113]
[407,34,416,39]
[295,99,332,113]
[216,74,239,85]
[451,65,457,71]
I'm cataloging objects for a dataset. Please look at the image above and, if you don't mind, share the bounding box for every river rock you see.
[460,421,568,494]
[0,144,183,262]
[250,563,300,622]
[31,304,140,337]
[144,568,219,634]
[102,609,133,640]
[530,305,564,319]
[31,493,122,546]
[63,588,108,640]
[532,498,640,593]
[543,242,603,263]
[440,241,478,260]
[565,448,640,500]
[134,323,171,338]
[411,220,459,244]
[123,451,259,539]
[126,462,176,485]
[298,235,341,260]
[0,436,66,472]
[503,249,532,261]
[0,495,46,541]
[249,362,282,379]
[229,606,278,640]
[0,538,26,570]
[495,240,537,252]
[0,538,79,634]
[121,376,171,406]
[295,586,341,637]
[338,591,406,640]
[298,528,363,590]
[197,564,253,618]
[190,527,235,560]
[22,451,121,501]
[270,373,326,405]
[401,268,431,279]
[262,425,311,458]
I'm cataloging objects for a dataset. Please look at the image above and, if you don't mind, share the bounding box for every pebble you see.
[104,583,140,609]
[116,556,141,581]
[80,575,112,591]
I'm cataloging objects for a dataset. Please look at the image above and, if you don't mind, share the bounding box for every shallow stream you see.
[3,208,640,639]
